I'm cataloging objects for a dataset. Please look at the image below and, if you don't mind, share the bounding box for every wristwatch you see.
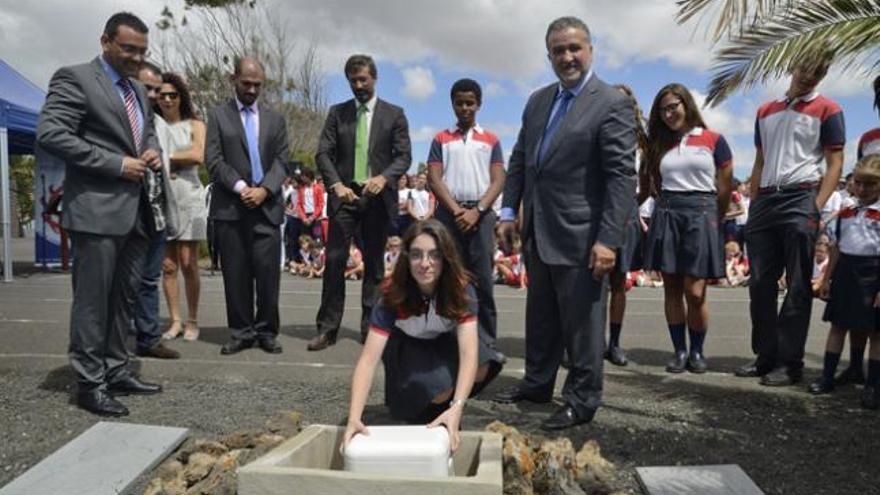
[476,204,487,215]
[450,398,467,408]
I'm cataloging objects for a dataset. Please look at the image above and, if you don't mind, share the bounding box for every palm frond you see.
[702,0,880,105]
[676,0,802,41]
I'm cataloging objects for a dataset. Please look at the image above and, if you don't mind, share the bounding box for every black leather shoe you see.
[221,338,254,355]
[834,366,866,386]
[605,346,628,367]
[734,359,774,378]
[687,352,708,374]
[540,404,595,431]
[77,390,129,417]
[136,343,180,360]
[861,386,880,410]
[760,366,803,386]
[257,337,283,354]
[307,333,337,351]
[108,376,162,396]
[492,385,552,404]
[808,376,835,395]
[665,351,688,373]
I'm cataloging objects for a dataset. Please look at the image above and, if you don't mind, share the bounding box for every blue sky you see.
[2,0,877,182]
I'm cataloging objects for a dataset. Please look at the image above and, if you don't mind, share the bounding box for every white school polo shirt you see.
[829,199,880,256]
[754,92,845,188]
[659,127,732,192]
[427,124,504,202]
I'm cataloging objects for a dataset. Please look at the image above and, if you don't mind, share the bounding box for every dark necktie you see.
[538,89,574,163]
[117,79,142,154]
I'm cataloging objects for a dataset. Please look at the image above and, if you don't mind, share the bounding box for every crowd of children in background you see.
[279,168,861,292]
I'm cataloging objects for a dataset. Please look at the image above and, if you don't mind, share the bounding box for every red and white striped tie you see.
[118,79,143,154]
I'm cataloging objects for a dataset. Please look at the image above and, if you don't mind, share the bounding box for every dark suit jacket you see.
[206,99,289,226]
[36,57,160,235]
[316,98,411,219]
[503,75,637,266]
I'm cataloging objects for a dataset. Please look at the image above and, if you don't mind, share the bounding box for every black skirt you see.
[382,326,502,421]
[645,191,724,279]
[822,253,880,333]
[616,204,644,274]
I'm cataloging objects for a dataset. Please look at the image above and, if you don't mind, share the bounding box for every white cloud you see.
[410,125,439,143]
[692,90,754,137]
[484,81,506,98]
[0,0,720,90]
[400,66,436,101]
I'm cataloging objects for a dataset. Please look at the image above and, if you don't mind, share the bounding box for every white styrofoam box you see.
[344,425,452,478]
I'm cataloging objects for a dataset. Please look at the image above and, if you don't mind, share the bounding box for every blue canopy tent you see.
[0,59,46,281]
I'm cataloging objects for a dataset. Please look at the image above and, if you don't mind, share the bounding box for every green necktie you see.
[354,104,368,183]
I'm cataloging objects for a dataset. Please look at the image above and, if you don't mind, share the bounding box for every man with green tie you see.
[308,54,412,351]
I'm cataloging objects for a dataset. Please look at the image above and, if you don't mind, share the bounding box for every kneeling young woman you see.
[344,220,503,451]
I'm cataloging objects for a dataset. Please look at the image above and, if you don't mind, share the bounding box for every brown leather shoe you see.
[136,343,180,360]
[307,333,336,351]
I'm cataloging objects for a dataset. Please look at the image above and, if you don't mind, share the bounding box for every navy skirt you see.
[382,327,502,421]
[645,191,724,279]
[822,254,880,333]
[616,204,644,274]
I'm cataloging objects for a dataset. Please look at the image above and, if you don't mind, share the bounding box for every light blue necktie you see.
[243,106,263,185]
[538,89,574,163]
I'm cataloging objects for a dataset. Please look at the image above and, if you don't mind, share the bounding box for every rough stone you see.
[263,411,304,438]
[485,421,618,495]
[576,440,615,495]
[183,453,218,486]
[157,460,184,483]
[532,438,585,495]
[221,431,262,450]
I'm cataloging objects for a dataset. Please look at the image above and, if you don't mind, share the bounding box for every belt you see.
[458,200,480,208]
[757,181,820,194]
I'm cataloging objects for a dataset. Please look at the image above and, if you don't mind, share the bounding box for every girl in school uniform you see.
[644,83,734,374]
[343,220,503,451]
[810,155,880,409]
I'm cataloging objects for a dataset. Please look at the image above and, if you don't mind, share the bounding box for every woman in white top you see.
[344,220,502,451]
[156,72,207,342]
[644,83,733,374]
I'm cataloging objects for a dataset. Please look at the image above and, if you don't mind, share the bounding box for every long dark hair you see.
[383,219,471,320]
[645,83,707,194]
[160,72,199,121]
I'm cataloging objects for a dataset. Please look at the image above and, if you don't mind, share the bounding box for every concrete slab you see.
[0,421,188,495]
[635,464,765,495]
[239,424,503,495]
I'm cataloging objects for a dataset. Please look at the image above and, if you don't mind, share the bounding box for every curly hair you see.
[383,219,472,321]
[160,72,199,121]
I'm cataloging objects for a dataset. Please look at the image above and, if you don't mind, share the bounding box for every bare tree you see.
[153,0,327,165]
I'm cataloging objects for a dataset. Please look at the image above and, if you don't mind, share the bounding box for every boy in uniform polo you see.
[737,52,845,386]
[427,78,506,358]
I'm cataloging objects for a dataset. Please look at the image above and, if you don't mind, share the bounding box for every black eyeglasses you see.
[660,100,683,115]
[111,38,149,57]
[407,249,443,264]
[159,92,180,101]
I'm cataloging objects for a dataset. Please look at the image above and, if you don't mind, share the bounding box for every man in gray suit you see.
[206,57,289,355]
[37,12,164,416]
[494,16,636,430]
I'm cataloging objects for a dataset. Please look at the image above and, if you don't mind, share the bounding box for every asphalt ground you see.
[0,253,877,493]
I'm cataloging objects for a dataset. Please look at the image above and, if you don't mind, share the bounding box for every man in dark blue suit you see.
[494,16,637,430]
